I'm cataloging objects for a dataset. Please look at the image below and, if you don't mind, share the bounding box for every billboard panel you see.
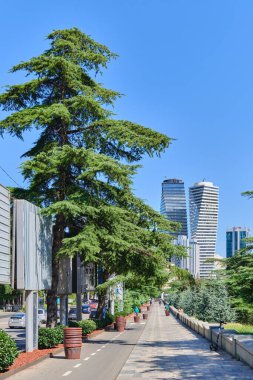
[14,200,52,290]
[0,184,10,284]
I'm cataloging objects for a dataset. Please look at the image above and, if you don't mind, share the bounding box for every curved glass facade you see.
[160,179,188,237]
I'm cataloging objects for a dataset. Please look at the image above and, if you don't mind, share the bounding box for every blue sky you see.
[0,0,253,256]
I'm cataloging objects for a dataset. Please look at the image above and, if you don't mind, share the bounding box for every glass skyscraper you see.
[160,179,188,237]
[189,181,219,278]
[226,227,250,258]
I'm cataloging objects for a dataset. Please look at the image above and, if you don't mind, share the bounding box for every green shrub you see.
[78,320,96,335]
[115,311,128,317]
[92,318,106,329]
[68,320,96,335]
[68,320,79,328]
[104,313,115,325]
[38,326,64,349]
[0,329,18,372]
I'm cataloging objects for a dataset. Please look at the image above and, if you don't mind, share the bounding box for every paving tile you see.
[116,303,253,380]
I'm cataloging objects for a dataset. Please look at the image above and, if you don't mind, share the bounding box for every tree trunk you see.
[96,271,110,319]
[46,216,65,327]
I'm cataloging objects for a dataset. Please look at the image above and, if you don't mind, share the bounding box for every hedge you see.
[38,326,64,349]
[0,329,18,372]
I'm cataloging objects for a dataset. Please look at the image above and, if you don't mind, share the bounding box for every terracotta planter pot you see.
[143,313,148,320]
[165,310,170,316]
[134,315,140,323]
[116,316,125,332]
[64,347,81,359]
[147,306,150,311]
[64,328,82,359]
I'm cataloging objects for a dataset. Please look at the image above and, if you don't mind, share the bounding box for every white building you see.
[189,181,219,279]
[172,235,200,278]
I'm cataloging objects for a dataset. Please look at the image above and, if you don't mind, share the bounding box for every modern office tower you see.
[189,181,219,278]
[160,179,188,237]
[172,235,200,278]
[226,227,250,258]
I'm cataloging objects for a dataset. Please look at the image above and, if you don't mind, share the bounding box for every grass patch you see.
[225,323,253,335]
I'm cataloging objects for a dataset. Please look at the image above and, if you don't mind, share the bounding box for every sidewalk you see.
[117,303,253,379]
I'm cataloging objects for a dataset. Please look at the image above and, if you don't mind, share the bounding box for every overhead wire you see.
[0,164,21,187]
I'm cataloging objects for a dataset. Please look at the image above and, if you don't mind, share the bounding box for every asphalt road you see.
[9,320,146,380]
[0,311,90,351]
[0,313,26,350]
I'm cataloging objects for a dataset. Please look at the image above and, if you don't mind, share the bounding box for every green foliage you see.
[0,329,18,372]
[223,253,253,323]
[119,289,150,315]
[0,27,184,324]
[167,280,236,323]
[68,320,96,335]
[225,323,253,335]
[89,312,115,329]
[38,326,64,349]
[168,265,196,291]
[0,285,21,305]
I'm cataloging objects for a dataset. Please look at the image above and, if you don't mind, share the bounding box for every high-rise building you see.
[172,235,200,278]
[160,179,188,237]
[189,181,219,278]
[226,227,250,258]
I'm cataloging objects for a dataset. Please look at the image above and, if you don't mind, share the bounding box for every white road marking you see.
[62,371,72,377]
[84,357,90,361]
[102,345,106,348]
[74,363,82,368]
[91,352,96,356]
[140,322,145,325]
[97,348,101,352]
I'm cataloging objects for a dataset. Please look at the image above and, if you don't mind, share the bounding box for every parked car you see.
[8,313,26,329]
[38,309,47,324]
[82,304,91,314]
[89,310,97,319]
[68,308,77,321]
[89,300,98,310]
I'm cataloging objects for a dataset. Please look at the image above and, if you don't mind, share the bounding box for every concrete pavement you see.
[117,303,253,379]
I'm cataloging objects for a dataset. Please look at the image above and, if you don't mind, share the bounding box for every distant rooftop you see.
[193,181,214,187]
[163,178,183,184]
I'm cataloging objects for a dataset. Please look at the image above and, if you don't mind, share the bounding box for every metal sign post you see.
[25,291,38,352]
[13,199,52,352]
[0,184,11,285]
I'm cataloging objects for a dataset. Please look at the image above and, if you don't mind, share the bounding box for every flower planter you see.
[143,313,148,320]
[147,306,150,311]
[134,315,140,323]
[165,310,170,316]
